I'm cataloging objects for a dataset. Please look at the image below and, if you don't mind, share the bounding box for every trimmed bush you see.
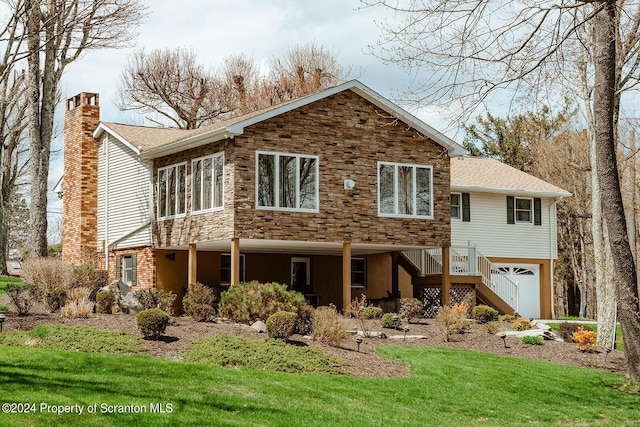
[96,290,116,314]
[471,305,499,324]
[512,318,532,331]
[363,306,384,320]
[44,287,67,313]
[559,322,592,342]
[522,335,543,345]
[311,306,350,347]
[295,304,315,335]
[5,283,36,316]
[400,298,424,322]
[218,281,305,324]
[134,288,177,315]
[380,312,402,329]
[183,282,216,321]
[136,308,170,340]
[266,311,298,340]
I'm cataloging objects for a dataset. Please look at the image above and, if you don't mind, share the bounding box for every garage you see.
[491,263,540,319]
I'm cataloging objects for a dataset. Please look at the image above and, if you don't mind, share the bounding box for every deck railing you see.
[402,246,519,312]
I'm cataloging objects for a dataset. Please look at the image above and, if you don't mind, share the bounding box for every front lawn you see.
[0,345,638,426]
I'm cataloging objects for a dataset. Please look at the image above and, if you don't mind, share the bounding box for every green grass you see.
[0,275,22,296]
[0,345,638,426]
[0,324,147,354]
[185,334,347,374]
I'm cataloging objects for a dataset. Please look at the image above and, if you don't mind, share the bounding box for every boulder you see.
[251,320,267,333]
[497,328,558,341]
[96,280,142,314]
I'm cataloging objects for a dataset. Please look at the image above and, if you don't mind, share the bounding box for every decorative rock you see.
[496,329,559,341]
[389,335,427,340]
[251,320,267,333]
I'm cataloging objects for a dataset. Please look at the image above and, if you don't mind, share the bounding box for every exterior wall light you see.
[344,179,356,190]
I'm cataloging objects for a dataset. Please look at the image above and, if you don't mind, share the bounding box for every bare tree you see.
[117,47,233,129]
[23,0,147,257]
[364,0,640,381]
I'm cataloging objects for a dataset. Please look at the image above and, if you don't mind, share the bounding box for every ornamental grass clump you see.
[266,311,298,340]
[60,287,94,319]
[311,305,350,347]
[435,305,469,342]
[512,317,533,331]
[218,281,305,324]
[136,308,170,340]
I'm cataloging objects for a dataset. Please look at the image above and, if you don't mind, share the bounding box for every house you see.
[60,80,567,318]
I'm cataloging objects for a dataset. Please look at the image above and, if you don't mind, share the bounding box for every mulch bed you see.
[0,298,627,378]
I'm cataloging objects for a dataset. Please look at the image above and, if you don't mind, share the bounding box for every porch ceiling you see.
[159,239,435,256]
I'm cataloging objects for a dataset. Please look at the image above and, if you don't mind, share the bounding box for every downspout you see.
[549,196,564,319]
[104,137,110,271]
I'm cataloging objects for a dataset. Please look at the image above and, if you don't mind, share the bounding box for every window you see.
[291,257,311,291]
[256,151,319,211]
[116,253,137,285]
[450,193,461,219]
[192,153,224,213]
[351,258,367,289]
[378,162,432,218]
[220,253,245,284]
[507,196,541,225]
[158,162,187,219]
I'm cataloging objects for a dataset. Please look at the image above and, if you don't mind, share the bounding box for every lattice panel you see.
[450,285,476,317]
[420,287,442,318]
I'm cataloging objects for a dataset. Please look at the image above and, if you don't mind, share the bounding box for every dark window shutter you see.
[507,196,515,224]
[131,252,138,285]
[534,198,542,226]
[462,193,471,222]
[115,255,121,280]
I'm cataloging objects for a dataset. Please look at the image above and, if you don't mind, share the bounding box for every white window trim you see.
[450,192,462,221]
[255,150,320,213]
[377,161,434,219]
[514,197,534,225]
[122,255,134,285]
[157,162,187,221]
[191,152,225,215]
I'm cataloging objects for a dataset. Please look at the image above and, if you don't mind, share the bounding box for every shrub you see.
[400,298,424,322]
[20,258,74,299]
[522,335,543,345]
[136,308,170,340]
[44,287,67,313]
[295,304,315,335]
[559,322,592,342]
[572,326,596,352]
[471,305,499,324]
[311,306,350,347]
[452,302,470,317]
[345,294,368,335]
[512,318,533,331]
[183,282,216,321]
[5,283,36,316]
[266,311,298,340]
[96,290,116,314]
[72,263,109,290]
[498,314,516,323]
[60,301,95,319]
[380,312,402,329]
[435,305,469,342]
[134,288,177,315]
[363,306,384,319]
[218,281,305,324]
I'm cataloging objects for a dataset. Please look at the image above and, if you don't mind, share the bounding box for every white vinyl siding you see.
[97,135,152,250]
[451,192,554,259]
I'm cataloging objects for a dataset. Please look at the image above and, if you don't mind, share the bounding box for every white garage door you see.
[491,264,540,318]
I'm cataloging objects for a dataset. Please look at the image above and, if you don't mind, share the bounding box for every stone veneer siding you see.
[155,90,451,248]
[62,93,101,264]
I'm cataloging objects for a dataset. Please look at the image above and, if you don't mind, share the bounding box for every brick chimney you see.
[61,93,100,264]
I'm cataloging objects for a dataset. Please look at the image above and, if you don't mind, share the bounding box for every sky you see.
[47,0,462,237]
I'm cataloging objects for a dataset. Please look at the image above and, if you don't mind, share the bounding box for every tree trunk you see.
[593,2,640,382]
